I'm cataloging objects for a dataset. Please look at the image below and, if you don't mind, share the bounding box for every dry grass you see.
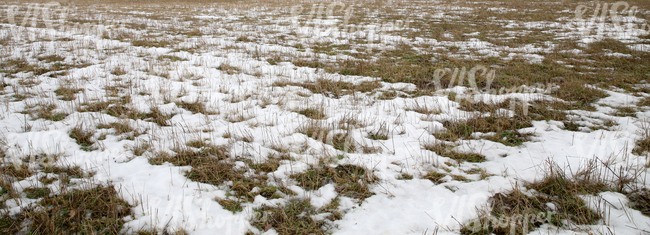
[527,173,604,225]
[291,164,376,200]
[54,86,82,101]
[23,103,68,121]
[97,121,134,135]
[639,97,650,107]
[274,79,381,99]
[217,63,240,75]
[406,101,441,115]
[0,58,51,76]
[132,39,173,48]
[423,171,447,184]
[150,145,291,205]
[633,123,650,156]
[42,165,87,179]
[298,121,333,141]
[461,190,559,235]
[552,82,608,111]
[298,107,325,119]
[77,100,113,113]
[462,160,619,234]
[102,106,174,126]
[215,198,243,213]
[110,67,128,76]
[0,164,34,180]
[423,142,485,163]
[2,0,650,233]
[24,187,51,199]
[177,100,212,115]
[251,199,326,235]
[0,185,132,234]
[297,121,357,152]
[367,122,389,140]
[69,126,96,151]
[158,55,187,62]
[436,100,572,144]
[628,189,650,217]
[397,173,414,180]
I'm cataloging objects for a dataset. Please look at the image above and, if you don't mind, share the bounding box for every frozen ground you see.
[0,0,650,234]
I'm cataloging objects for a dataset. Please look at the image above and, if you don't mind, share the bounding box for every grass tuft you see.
[177,100,211,115]
[298,108,325,119]
[97,121,134,135]
[24,103,68,121]
[628,189,650,217]
[423,171,446,184]
[69,126,96,151]
[292,164,376,200]
[463,161,611,234]
[368,122,389,140]
[274,79,381,99]
[251,199,325,235]
[20,186,130,234]
[216,198,243,213]
[217,63,240,75]
[633,123,650,156]
[24,187,51,199]
[54,87,82,101]
[424,142,485,163]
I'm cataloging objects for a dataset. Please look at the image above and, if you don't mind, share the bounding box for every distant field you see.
[0,0,649,234]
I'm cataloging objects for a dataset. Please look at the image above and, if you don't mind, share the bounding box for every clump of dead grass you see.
[274,79,381,99]
[423,171,447,184]
[23,103,68,121]
[0,185,132,234]
[462,161,614,234]
[628,189,650,217]
[177,100,212,115]
[97,121,134,135]
[437,99,571,144]
[633,123,650,156]
[551,82,608,111]
[423,142,486,163]
[367,122,389,140]
[149,145,291,207]
[54,86,82,101]
[298,107,325,119]
[69,126,96,151]
[291,164,376,200]
[251,199,326,234]
[297,121,356,152]
[218,63,240,75]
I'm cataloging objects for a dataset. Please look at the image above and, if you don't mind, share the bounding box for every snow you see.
[0,1,649,235]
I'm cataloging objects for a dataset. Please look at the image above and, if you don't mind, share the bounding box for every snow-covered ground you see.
[1,1,650,234]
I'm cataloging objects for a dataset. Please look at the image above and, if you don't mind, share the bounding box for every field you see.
[0,0,650,234]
